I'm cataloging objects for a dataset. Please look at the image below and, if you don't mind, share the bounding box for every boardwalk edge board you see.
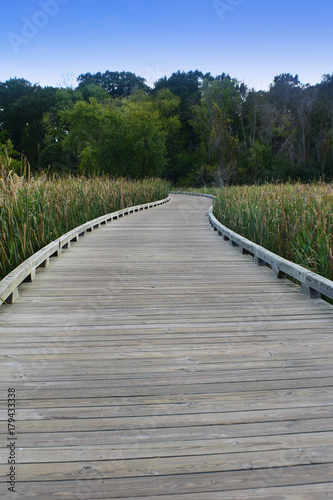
[172,191,333,301]
[0,196,170,306]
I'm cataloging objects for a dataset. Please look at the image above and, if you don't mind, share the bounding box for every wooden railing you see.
[0,197,170,306]
[172,191,333,301]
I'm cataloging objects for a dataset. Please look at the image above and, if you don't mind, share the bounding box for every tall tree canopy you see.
[77,71,149,98]
[1,70,333,184]
[61,97,167,178]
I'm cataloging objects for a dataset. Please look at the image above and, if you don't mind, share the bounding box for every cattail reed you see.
[213,182,333,281]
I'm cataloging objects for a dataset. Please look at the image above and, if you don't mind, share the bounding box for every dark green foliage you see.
[61,98,167,178]
[77,71,149,98]
[0,70,333,184]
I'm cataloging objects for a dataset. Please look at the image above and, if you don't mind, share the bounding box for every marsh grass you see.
[213,182,333,281]
[0,164,170,280]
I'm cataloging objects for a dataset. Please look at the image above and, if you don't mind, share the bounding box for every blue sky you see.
[1,0,332,90]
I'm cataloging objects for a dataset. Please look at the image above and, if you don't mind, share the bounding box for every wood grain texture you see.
[0,194,333,499]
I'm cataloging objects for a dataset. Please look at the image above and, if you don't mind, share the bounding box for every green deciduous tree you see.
[190,76,243,185]
[42,87,88,172]
[61,97,167,178]
[77,71,149,98]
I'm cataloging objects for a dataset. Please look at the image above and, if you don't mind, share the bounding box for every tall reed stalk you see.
[213,182,333,281]
[0,165,170,280]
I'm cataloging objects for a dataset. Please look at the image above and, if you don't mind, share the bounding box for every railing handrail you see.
[0,196,170,305]
[171,191,333,301]
[170,191,216,199]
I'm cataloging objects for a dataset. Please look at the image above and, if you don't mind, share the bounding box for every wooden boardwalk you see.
[1,194,333,499]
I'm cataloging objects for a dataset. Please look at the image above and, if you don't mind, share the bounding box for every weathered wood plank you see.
[1,404,332,425]
[1,446,333,482]
[1,464,333,499]
[2,435,333,464]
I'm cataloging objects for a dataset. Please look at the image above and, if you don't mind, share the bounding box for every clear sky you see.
[1,0,332,90]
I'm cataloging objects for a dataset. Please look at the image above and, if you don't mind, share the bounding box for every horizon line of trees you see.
[1,69,333,185]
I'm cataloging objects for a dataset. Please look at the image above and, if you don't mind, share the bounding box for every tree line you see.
[1,70,333,185]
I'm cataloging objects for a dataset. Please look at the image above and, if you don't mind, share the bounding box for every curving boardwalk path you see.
[1,194,333,499]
